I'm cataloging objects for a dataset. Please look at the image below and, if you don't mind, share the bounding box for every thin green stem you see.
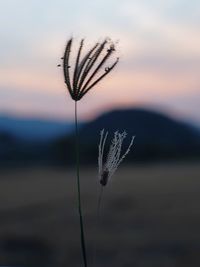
[75,100,88,267]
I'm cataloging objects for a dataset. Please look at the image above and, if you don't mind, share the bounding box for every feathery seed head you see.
[61,38,119,101]
[98,129,135,186]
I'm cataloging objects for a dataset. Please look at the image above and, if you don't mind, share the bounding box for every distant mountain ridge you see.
[76,108,200,161]
[80,108,200,141]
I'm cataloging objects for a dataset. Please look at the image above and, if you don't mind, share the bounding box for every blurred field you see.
[0,161,200,267]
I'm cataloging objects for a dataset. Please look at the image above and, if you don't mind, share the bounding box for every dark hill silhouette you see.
[76,108,200,162]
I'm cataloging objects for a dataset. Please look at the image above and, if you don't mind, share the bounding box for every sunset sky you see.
[0,0,200,124]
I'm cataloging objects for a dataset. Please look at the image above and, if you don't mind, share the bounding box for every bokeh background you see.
[0,0,200,266]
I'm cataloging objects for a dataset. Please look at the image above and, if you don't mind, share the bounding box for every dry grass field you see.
[0,161,200,267]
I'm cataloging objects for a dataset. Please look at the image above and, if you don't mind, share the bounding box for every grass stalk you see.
[75,100,88,267]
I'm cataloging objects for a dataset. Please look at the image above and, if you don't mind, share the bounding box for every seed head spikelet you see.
[77,40,107,90]
[98,129,135,186]
[63,38,73,98]
[61,38,119,101]
[73,39,84,93]
[98,129,108,175]
[75,42,99,87]
[81,42,115,91]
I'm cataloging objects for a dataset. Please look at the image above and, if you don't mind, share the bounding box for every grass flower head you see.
[98,129,135,186]
[61,37,119,101]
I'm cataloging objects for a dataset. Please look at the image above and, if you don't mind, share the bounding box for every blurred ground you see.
[0,161,200,267]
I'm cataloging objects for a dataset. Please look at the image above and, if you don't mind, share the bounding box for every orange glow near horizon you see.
[0,61,199,122]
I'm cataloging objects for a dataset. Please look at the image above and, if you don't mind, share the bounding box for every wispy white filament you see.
[98,129,135,185]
